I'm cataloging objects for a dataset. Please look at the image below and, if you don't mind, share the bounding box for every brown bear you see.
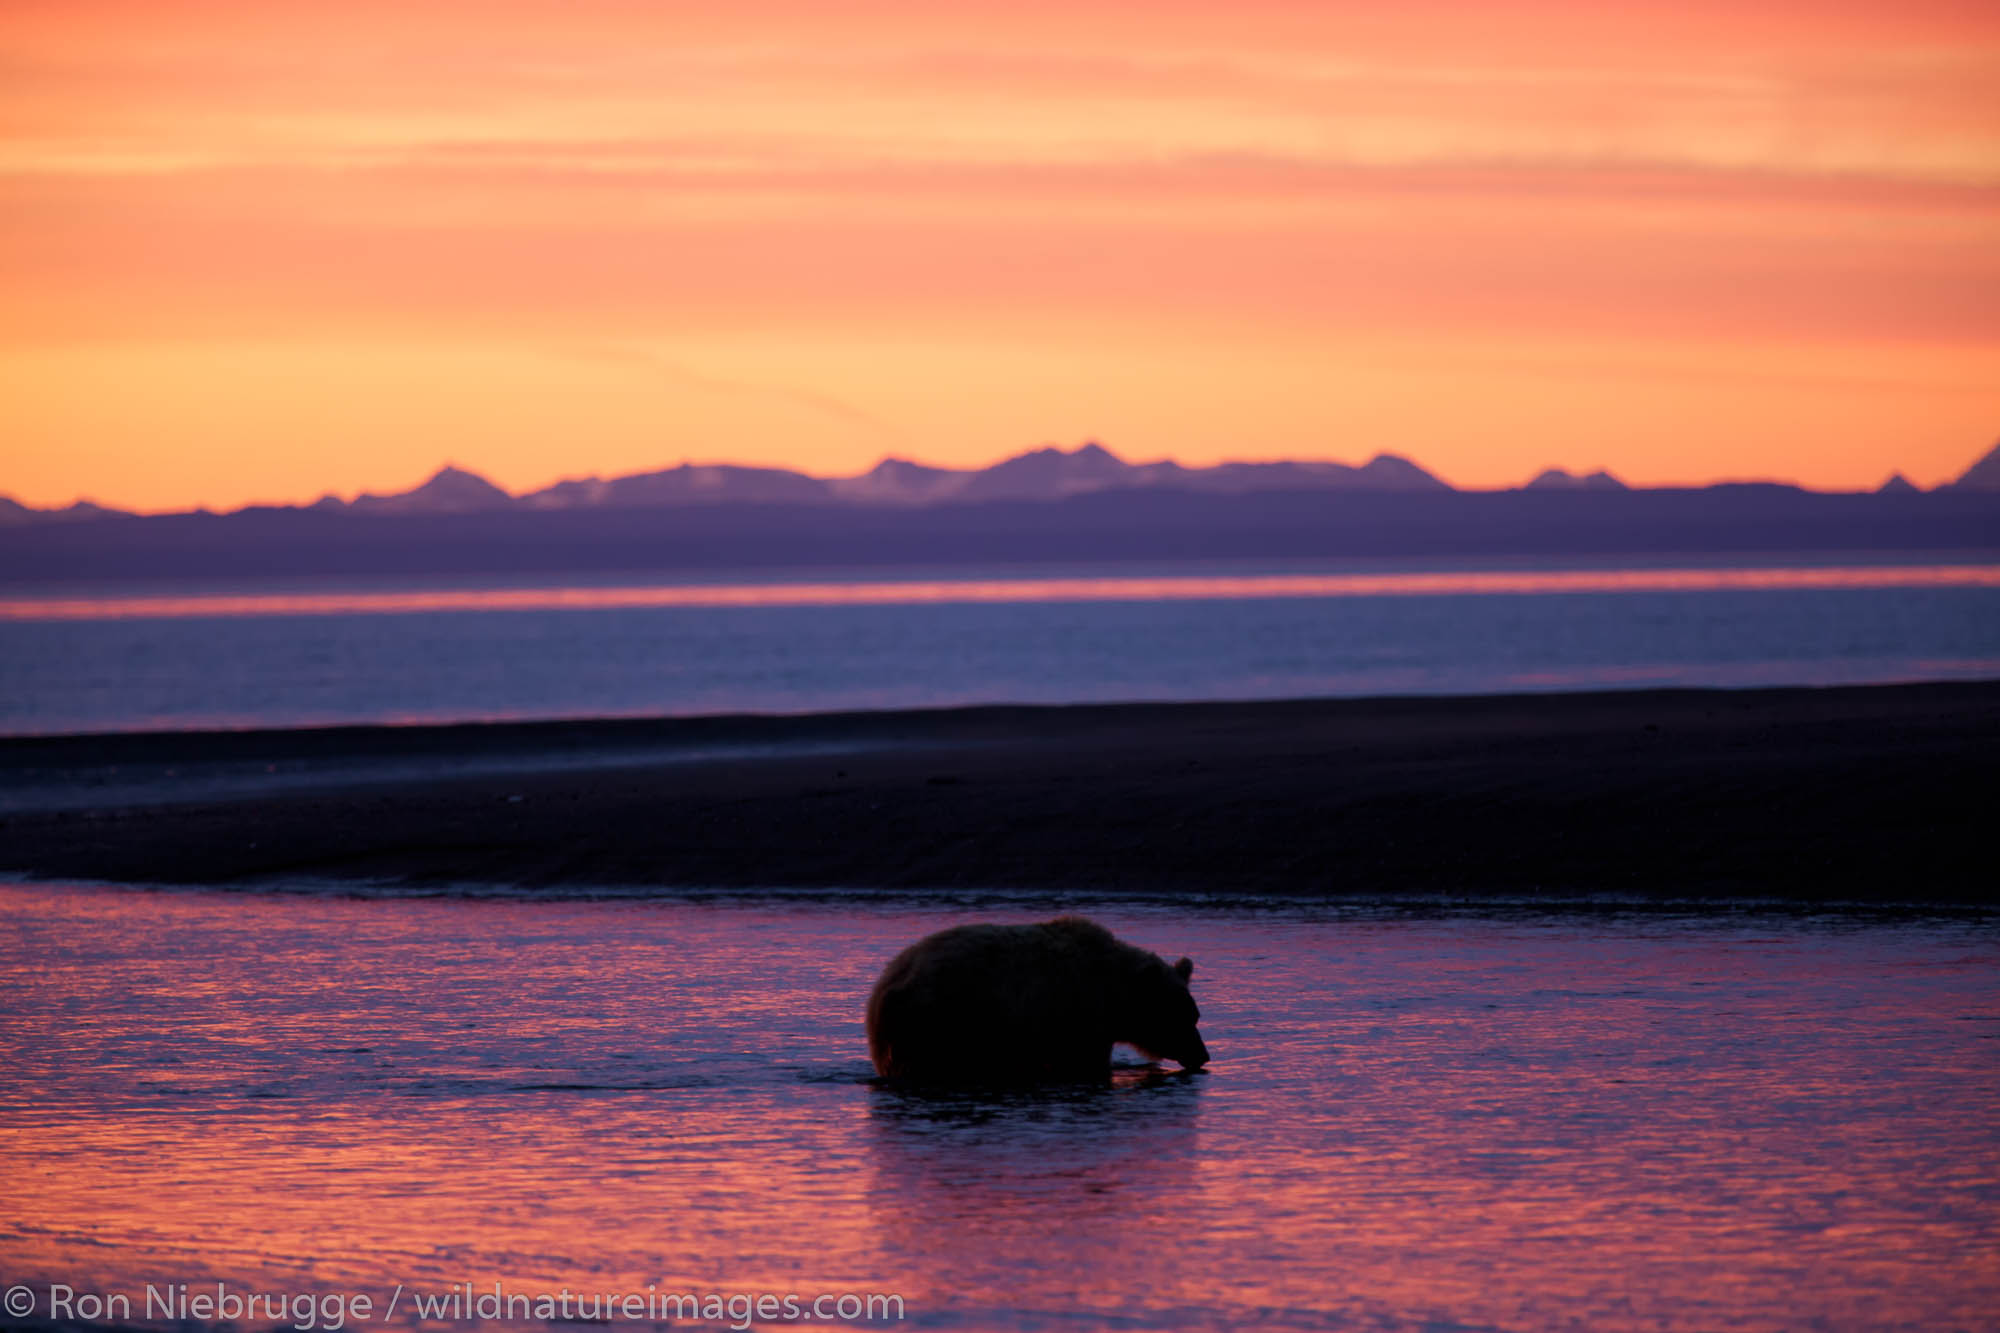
[865,915,1210,1083]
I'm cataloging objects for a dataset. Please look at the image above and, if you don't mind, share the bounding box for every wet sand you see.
[2,681,1995,901]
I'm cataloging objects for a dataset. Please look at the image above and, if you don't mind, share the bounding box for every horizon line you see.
[10,437,1973,517]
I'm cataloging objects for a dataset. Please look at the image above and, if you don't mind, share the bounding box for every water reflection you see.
[6,563,1998,621]
[2,885,1996,1331]
[868,1073,1206,1327]
[867,1071,1205,1210]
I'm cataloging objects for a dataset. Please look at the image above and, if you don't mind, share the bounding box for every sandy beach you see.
[2,680,1994,901]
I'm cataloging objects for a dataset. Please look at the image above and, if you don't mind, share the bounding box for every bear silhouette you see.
[866,915,1209,1082]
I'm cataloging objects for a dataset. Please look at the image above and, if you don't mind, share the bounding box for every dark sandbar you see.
[2,681,1995,902]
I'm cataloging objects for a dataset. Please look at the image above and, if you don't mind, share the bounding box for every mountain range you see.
[332,443,1456,518]
[3,440,1996,585]
[11,438,1993,524]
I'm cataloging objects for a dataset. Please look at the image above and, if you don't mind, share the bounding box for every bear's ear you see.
[1174,956,1194,982]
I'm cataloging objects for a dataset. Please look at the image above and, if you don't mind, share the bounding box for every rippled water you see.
[3,883,1997,1331]
[4,560,1999,733]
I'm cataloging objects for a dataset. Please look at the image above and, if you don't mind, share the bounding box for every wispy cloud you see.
[5,13,1996,186]
[554,342,909,453]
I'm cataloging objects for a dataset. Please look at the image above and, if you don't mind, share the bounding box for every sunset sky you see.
[3,0,1997,511]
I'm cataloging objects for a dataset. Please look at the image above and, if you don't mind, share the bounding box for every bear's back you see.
[866,919,1112,1081]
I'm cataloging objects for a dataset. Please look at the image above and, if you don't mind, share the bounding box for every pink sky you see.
[3,0,1997,509]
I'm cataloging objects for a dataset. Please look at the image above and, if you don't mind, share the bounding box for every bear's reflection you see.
[864,1067,1205,1313]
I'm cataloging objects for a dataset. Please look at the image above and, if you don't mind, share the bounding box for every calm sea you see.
[2,883,1995,1332]
[2,557,1998,735]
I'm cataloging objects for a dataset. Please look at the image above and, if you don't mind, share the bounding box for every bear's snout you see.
[1178,1035,1211,1070]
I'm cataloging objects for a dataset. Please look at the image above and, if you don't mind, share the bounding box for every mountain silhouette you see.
[956,441,1150,501]
[1526,467,1627,491]
[0,496,130,526]
[524,463,832,508]
[395,441,1455,513]
[1948,440,2000,492]
[1,437,1990,524]
[345,465,515,515]
[1182,454,1449,493]
[826,456,965,504]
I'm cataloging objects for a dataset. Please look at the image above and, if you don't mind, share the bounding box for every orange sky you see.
[3,0,1997,510]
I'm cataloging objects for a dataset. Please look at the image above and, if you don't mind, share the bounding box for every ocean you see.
[3,556,1998,735]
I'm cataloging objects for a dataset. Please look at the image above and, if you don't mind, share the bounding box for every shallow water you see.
[2,883,1997,1331]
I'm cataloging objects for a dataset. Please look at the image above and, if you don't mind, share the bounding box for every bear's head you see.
[1116,953,1209,1070]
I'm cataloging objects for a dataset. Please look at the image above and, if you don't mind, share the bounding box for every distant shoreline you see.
[4,486,1996,586]
[4,681,1995,903]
